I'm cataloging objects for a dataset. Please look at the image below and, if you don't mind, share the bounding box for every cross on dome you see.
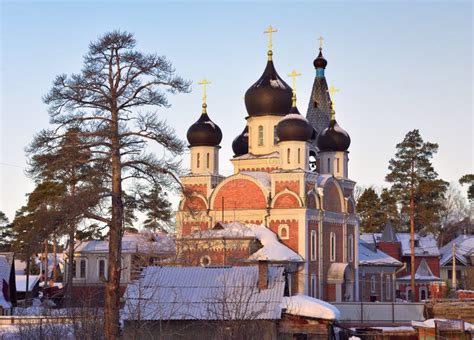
[198,78,211,112]
[288,70,302,106]
[318,36,324,50]
[263,25,278,60]
[327,86,340,120]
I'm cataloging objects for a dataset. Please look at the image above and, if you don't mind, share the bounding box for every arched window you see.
[371,275,376,294]
[330,232,336,262]
[287,148,291,164]
[98,259,106,280]
[197,153,200,168]
[327,158,331,172]
[419,287,427,301]
[337,158,340,172]
[206,153,210,169]
[273,125,278,144]
[311,274,317,297]
[348,234,354,262]
[297,148,301,164]
[310,230,317,261]
[258,125,264,146]
[80,259,87,278]
[278,224,289,240]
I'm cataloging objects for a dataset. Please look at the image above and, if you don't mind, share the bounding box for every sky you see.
[1,0,472,222]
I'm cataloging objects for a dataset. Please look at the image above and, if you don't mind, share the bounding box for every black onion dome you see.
[313,49,328,69]
[244,58,293,117]
[232,126,249,156]
[276,105,313,142]
[316,118,351,152]
[186,104,222,147]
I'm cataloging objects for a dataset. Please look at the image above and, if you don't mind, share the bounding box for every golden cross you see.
[327,86,339,119]
[288,70,302,93]
[327,86,340,99]
[198,78,211,104]
[318,36,324,49]
[263,25,278,51]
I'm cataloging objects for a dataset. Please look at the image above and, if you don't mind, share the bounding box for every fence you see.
[332,302,425,324]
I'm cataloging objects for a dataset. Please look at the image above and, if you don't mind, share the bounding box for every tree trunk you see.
[53,238,58,282]
[104,105,123,340]
[410,180,416,301]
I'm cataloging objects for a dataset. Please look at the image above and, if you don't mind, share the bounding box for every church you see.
[176,27,359,302]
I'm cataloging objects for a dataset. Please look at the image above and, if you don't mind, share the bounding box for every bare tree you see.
[41,31,190,339]
[440,182,469,226]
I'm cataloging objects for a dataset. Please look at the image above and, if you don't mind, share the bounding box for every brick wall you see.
[185,183,207,196]
[275,180,299,194]
[269,219,299,252]
[213,179,267,210]
[273,193,300,209]
[378,242,402,261]
[323,182,342,212]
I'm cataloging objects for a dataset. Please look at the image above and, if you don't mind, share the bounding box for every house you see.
[358,240,403,302]
[66,231,175,301]
[177,34,359,302]
[15,275,40,301]
[361,223,442,302]
[122,263,340,340]
[439,234,474,290]
[0,252,17,313]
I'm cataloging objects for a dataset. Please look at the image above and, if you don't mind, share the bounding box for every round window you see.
[200,256,211,267]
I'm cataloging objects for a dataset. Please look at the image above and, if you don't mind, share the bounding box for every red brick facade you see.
[213,179,267,210]
[275,180,299,194]
[273,193,301,209]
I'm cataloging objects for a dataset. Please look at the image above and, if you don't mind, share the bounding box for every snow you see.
[280,113,309,122]
[359,241,402,266]
[349,337,361,340]
[412,318,474,331]
[240,171,272,189]
[281,294,340,320]
[233,151,279,160]
[371,326,415,331]
[269,78,286,89]
[0,255,12,309]
[440,235,474,266]
[15,275,40,292]
[204,120,216,128]
[360,232,440,256]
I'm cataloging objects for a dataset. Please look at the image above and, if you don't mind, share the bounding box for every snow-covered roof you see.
[412,318,474,331]
[359,241,402,266]
[122,265,286,321]
[398,258,441,282]
[233,151,279,161]
[439,234,474,267]
[360,232,440,257]
[281,294,340,320]
[0,255,12,309]
[15,275,40,292]
[74,231,175,255]
[186,222,304,263]
[240,171,272,189]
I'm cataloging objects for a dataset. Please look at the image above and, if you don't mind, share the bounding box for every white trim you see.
[370,275,376,294]
[200,255,211,267]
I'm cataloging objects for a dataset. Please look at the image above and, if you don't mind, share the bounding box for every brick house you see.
[439,234,474,290]
[176,38,359,302]
[361,223,441,302]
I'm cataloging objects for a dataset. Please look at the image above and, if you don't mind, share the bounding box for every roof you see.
[398,258,441,282]
[381,222,397,242]
[359,241,402,267]
[327,263,349,283]
[15,275,40,292]
[74,231,175,255]
[186,222,304,263]
[233,151,279,161]
[439,234,474,267]
[360,232,440,257]
[122,265,286,321]
[282,294,340,320]
[240,171,271,189]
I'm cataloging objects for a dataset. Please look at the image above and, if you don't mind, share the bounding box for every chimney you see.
[258,260,269,290]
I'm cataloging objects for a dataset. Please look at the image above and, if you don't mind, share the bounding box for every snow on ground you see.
[281,294,340,320]
[412,318,474,330]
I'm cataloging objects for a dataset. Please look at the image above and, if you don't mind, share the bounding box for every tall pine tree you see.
[356,187,386,232]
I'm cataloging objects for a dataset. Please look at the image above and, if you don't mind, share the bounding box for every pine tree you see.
[0,211,14,251]
[356,187,386,232]
[385,129,448,234]
[380,188,401,230]
[459,174,474,201]
[139,185,173,232]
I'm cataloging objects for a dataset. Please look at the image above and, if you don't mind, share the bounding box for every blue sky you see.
[1,1,472,221]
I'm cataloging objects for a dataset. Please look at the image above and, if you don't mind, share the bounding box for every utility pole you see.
[410,179,415,301]
[452,243,457,290]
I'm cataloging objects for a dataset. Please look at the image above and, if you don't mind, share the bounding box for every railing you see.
[332,302,425,323]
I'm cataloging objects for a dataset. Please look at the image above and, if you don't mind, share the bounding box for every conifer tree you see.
[41,31,190,338]
[0,211,14,251]
[356,187,385,232]
[459,174,474,201]
[380,188,401,230]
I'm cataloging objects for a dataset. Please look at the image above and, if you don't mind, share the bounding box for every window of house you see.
[297,148,301,164]
[371,275,376,294]
[206,153,210,169]
[200,255,211,267]
[80,259,87,278]
[197,153,200,168]
[98,259,106,280]
[419,287,427,301]
[273,125,278,144]
[386,276,391,300]
[348,234,353,262]
[330,232,336,262]
[327,158,330,172]
[311,274,317,297]
[258,125,264,146]
[447,269,462,280]
[278,224,289,240]
[406,288,413,302]
[72,260,77,278]
[310,230,317,261]
[287,148,291,164]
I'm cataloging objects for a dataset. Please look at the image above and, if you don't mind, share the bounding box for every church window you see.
[206,153,210,169]
[311,274,317,297]
[197,153,200,168]
[200,255,211,267]
[298,148,301,164]
[287,148,291,164]
[330,232,336,262]
[273,125,278,144]
[348,234,354,262]
[337,158,340,172]
[310,230,316,261]
[371,275,376,294]
[278,224,289,240]
[313,101,318,108]
[386,276,391,300]
[258,125,264,146]
[327,158,330,173]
